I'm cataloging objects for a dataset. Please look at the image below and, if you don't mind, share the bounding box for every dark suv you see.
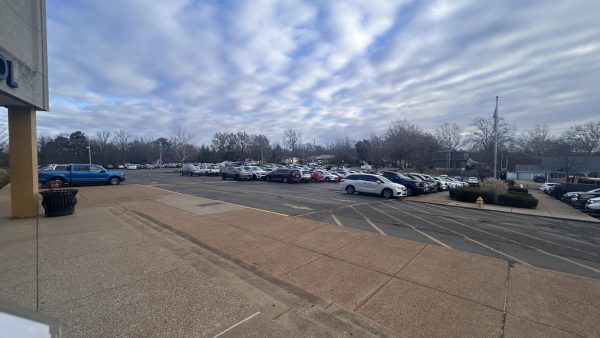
[266,168,302,183]
[381,172,427,196]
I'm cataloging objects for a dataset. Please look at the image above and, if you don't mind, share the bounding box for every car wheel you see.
[325,177,330,182]
[189,172,193,177]
[53,178,65,188]
[382,188,393,199]
[283,177,288,183]
[345,185,355,194]
[180,171,184,176]
[221,174,226,180]
[252,174,257,180]
[267,176,271,182]
[109,177,121,185]
[406,187,413,196]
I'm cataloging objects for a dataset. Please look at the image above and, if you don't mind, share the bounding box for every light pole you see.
[493,96,499,179]
[87,138,92,164]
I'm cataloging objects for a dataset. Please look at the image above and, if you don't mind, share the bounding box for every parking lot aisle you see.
[380,203,529,264]
[366,204,452,248]
[349,206,387,235]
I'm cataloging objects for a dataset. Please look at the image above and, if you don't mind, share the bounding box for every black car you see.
[406,173,437,192]
[572,190,600,209]
[533,175,546,183]
[380,172,427,196]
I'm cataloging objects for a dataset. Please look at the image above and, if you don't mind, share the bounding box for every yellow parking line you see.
[350,206,387,236]
[369,205,450,247]
[330,211,344,227]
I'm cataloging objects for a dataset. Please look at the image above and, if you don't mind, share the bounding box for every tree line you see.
[1,117,599,170]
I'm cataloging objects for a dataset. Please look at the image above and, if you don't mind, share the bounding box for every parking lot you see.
[124,169,600,279]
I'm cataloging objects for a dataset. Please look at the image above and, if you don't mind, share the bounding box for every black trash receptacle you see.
[40,189,78,217]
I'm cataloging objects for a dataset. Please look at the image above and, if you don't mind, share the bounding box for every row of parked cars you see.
[542,182,600,215]
[178,162,472,199]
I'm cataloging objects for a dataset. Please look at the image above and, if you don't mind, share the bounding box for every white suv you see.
[341,173,407,199]
[243,166,268,180]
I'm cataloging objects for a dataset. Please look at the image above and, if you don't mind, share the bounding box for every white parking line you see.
[213,312,261,338]
[350,206,387,236]
[330,211,344,227]
[369,205,450,247]
[439,215,600,273]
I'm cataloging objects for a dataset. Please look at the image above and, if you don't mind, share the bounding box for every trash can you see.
[40,189,78,217]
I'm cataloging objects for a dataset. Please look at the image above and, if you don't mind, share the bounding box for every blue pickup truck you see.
[38,164,126,187]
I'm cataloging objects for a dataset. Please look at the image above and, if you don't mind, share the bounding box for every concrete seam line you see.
[213,311,261,338]
[499,265,511,338]
[352,276,394,312]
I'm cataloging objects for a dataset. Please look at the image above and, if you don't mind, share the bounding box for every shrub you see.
[480,178,508,201]
[497,193,538,209]
[449,187,495,203]
[508,186,528,194]
[506,180,516,187]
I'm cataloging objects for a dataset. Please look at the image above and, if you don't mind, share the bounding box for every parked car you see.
[467,177,479,185]
[533,175,546,183]
[180,163,202,176]
[380,172,426,196]
[585,197,600,214]
[539,182,559,193]
[316,170,339,182]
[38,164,125,187]
[561,187,600,203]
[221,165,250,181]
[311,171,326,183]
[431,177,449,190]
[571,190,600,209]
[300,170,312,183]
[243,166,268,180]
[125,164,137,170]
[266,168,302,183]
[341,174,407,199]
[405,173,436,192]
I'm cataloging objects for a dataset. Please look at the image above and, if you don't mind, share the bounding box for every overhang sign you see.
[0,55,19,88]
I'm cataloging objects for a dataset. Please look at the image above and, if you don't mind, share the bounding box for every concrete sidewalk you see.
[408,188,600,223]
[1,184,599,337]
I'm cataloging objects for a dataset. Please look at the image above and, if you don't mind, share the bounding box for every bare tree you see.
[435,122,463,150]
[95,130,111,152]
[562,121,600,154]
[171,126,194,163]
[515,124,554,162]
[283,129,302,157]
[468,116,514,152]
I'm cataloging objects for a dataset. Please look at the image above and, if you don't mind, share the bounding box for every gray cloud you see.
[36,0,600,144]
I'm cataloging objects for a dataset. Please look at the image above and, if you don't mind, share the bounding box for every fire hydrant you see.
[476,196,484,208]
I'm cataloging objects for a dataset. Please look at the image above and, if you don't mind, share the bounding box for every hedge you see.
[448,188,495,203]
[497,193,538,209]
[506,180,516,187]
[508,186,528,194]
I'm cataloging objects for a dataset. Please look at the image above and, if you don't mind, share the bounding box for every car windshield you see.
[377,175,393,184]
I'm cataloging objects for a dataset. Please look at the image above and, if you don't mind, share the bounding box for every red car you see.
[311,171,325,182]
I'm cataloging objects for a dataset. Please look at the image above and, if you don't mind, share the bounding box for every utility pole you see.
[493,96,499,179]
[87,138,92,164]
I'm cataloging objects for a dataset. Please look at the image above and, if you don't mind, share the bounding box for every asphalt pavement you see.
[124,169,600,278]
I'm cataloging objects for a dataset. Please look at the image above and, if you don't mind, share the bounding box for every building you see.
[514,156,600,181]
[431,150,469,170]
[1,1,49,218]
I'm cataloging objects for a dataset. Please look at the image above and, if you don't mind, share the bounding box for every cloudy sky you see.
[12,0,600,145]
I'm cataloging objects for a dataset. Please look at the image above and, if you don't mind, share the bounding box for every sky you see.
[9,0,600,145]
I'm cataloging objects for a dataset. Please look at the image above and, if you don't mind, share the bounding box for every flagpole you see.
[493,96,499,179]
